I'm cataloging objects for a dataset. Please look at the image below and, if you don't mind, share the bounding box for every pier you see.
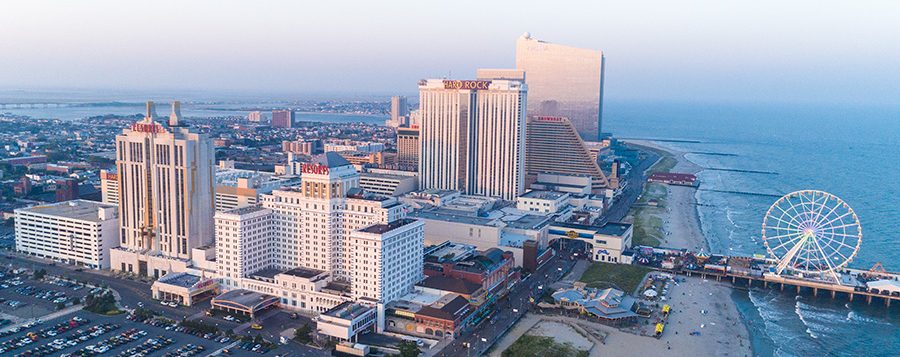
[630,247,900,308]
[705,167,779,175]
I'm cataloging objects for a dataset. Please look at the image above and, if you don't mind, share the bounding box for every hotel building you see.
[417,74,527,200]
[100,169,119,205]
[110,101,216,278]
[516,33,606,140]
[525,116,609,192]
[272,110,295,129]
[396,126,420,171]
[15,200,119,270]
[212,153,424,333]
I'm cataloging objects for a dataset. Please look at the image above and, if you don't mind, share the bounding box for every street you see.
[434,255,575,357]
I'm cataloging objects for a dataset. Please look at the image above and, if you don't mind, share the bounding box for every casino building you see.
[109,101,216,278]
[418,72,527,201]
[213,153,425,334]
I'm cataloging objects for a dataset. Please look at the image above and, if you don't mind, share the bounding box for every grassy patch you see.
[629,182,668,246]
[579,262,651,294]
[651,156,678,173]
[501,335,588,357]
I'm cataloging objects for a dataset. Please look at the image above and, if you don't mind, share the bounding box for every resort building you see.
[110,101,216,278]
[99,169,119,205]
[15,200,119,270]
[525,116,609,192]
[396,126,420,171]
[214,162,300,212]
[516,33,606,140]
[417,75,527,200]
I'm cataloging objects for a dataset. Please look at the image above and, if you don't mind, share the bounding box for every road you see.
[601,145,659,224]
[434,255,576,357]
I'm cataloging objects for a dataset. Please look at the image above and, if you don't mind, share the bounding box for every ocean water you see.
[0,101,386,124]
[605,101,900,357]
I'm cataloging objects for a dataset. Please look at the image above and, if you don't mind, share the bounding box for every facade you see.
[516,33,605,140]
[213,153,424,323]
[318,302,378,341]
[349,219,424,304]
[358,171,418,197]
[15,200,119,269]
[100,169,119,205]
[247,111,263,122]
[548,222,633,263]
[214,164,300,212]
[517,190,570,214]
[396,126,420,171]
[271,110,295,129]
[417,76,527,200]
[110,101,215,278]
[282,139,323,155]
[526,116,609,192]
[386,96,410,128]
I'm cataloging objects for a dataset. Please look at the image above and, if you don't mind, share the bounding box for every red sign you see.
[535,116,565,122]
[131,122,164,133]
[443,80,492,91]
[301,163,329,175]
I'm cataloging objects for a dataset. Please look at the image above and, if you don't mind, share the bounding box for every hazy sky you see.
[2,1,899,105]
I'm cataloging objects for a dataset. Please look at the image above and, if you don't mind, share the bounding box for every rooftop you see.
[223,205,269,216]
[281,267,326,279]
[416,294,471,321]
[323,301,375,319]
[212,289,278,311]
[409,210,501,227]
[551,221,632,237]
[17,200,116,222]
[157,272,201,288]
[358,218,418,234]
[313,152,352,168]
[419,276,482,295]
[520,190,568,200]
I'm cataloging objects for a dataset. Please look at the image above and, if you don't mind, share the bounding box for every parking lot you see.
[0,270,93,320]
[0,312,213,356]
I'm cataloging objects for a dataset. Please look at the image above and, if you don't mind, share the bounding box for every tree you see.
[397,341,421,357]
[56,301,66,310]
[294,324,312,343]
[32,269,46,280]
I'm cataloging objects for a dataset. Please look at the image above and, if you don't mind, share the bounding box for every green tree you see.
[294,324,312,343]
[397,341,421,357]
[32,269,46,280]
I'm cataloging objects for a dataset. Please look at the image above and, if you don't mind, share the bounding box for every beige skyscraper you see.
[418,74,527,200]
[396,126,420,171]
[110,101,215,277]
[516,33,605,141]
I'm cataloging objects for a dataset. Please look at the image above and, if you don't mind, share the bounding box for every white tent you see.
[867,279,900,295]
[643,289,658,298]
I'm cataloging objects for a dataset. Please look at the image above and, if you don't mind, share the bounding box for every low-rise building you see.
[358,171,418,197]
[517,190,569,213]
[317,301,378,342]
[14,200,119,269]
[548,222,633,263]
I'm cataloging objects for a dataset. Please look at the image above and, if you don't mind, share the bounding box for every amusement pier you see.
[629,190,899,307]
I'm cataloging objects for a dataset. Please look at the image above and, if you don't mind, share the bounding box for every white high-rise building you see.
[100,169,119,205]
[418,75,527,200]
[110,101,215,278]
[15,200,119,270]
[213,153,424,323]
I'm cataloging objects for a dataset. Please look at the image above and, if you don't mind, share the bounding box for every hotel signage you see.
[536,116,566,122]
[131,122,164,134]
[301,163,329,175]
[443,80,492,90]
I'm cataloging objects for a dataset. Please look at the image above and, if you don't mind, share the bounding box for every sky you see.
[1,0,899,105]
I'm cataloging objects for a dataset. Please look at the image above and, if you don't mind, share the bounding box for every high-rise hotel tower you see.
[516,33,605,141]
[110,101,215,277]
[418,72,527,200]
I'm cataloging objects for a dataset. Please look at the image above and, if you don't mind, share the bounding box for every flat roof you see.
[18,200,116,222]
[157,272,201,288]
[223,205,269,216]
[520,190,567,200]
[409,210,501,227]
[324,301,374,319]
[551,221,632,236]
[358,218,418,234]
[212,289,278,311]
[281,267,326,279]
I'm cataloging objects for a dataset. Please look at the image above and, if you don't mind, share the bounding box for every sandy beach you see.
[628,139,708,251]
[493,140,752,357]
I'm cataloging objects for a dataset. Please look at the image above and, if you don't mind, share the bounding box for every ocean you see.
[605,101,900,357]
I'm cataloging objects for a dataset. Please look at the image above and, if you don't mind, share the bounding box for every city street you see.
[602,146,658,224]
[434,255,575,357]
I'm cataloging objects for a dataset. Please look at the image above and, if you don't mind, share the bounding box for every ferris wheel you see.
[761,190,862,281]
